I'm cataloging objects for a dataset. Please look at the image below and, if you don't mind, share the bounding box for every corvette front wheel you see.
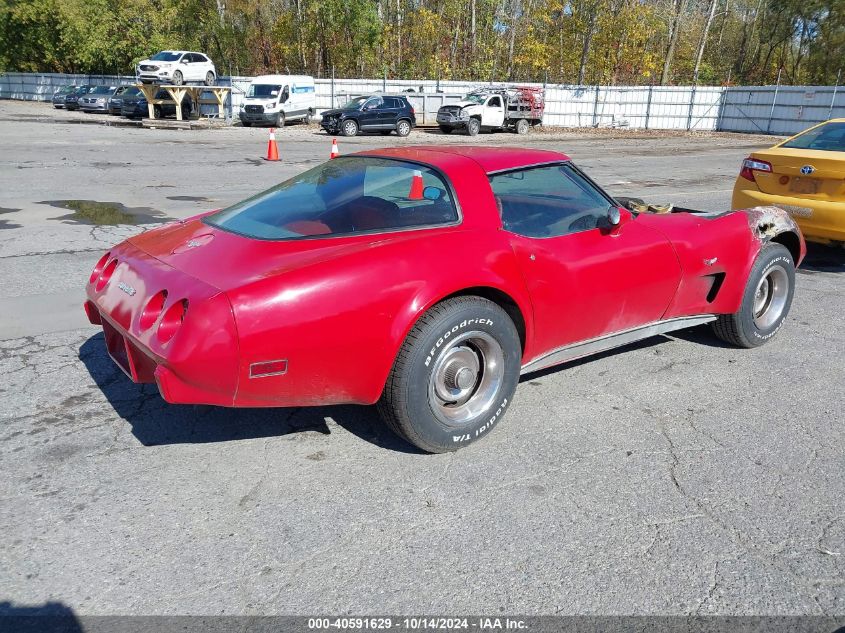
[378,297,521,453]
[713,242,795,348]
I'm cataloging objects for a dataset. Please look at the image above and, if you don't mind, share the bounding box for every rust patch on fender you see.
[738,205,800,242]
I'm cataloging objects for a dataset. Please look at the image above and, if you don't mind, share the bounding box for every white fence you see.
[719,85,845,136]
[1,72,842,133]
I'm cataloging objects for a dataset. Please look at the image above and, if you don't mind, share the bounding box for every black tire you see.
[341,119,358,137]
[378,296,521,453]
[396,119,412,137]
[380,130,392,136]
[516,118,529,135]
[439,125,453,134]
[712,242,795,348]
[275,111,285,128]
[172,70,183,86]
[181,104,191,120]
[153,105,162,119]
[467,118,480,136]
[205,71,215,86]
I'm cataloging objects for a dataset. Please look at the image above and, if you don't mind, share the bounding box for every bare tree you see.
[577,4,597,85]
[693,0,719,81]
[661,0,685,85]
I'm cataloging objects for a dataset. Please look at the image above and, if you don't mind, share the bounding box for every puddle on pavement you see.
[39,200,169,225]
[166,195,213,202]
[0,208,22,230]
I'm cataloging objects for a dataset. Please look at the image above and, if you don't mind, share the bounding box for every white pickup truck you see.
[436,87,545,136]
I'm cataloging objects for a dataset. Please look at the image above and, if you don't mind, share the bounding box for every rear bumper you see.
[84,243,240,406]
[733,182,845,243]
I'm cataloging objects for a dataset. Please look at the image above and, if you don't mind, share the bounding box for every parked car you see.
[239,74,316,127]
[732,118,845,245]
[84,146,805,453]
[51,85,76,109]
[320,95,416,137]
[136,51,216,86]
[437,86,545,136]
[108,86,141,115]
[79,86,117,113]
[122,89,193,120]
[64,85,93,111]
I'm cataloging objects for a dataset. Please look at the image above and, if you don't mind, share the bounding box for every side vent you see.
[706,273,726,303]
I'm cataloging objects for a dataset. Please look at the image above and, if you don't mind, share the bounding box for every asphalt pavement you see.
[0,100,842,617]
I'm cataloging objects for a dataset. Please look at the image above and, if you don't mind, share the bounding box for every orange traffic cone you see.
[330,138,340,159]
[264,128,279,161]
[408,169,424,200]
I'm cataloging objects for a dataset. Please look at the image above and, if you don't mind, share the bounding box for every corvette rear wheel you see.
[713,242,795,348]
[378,297,521,453]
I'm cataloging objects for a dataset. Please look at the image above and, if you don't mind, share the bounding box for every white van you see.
[239,75,316,127]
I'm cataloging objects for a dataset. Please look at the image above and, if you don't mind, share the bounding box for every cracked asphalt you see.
[0,100,843,616]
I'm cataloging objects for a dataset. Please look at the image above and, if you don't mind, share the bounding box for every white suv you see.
[136,51,216,86]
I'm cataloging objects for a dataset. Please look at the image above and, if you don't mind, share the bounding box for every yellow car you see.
[732,118,845,245]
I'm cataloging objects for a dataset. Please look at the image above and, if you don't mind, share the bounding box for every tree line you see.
[1,0,842,85]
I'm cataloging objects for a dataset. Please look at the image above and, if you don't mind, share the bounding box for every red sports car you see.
[84,146,805,452]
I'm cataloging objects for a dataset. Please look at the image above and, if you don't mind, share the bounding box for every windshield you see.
[781,122,845,152]
[58,86,75,94]
[205,157,459,240]
[248,84,282,98]
[90,86,113,95]
[120,87,141,98]
[465,93,486,104]
[341,97,368,110]
[150,51,182,62]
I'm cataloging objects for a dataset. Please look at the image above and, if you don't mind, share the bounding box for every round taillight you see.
[157,299,188,343]
[139,290,168,331]
[95,258,118,292]
[89,252,111,284]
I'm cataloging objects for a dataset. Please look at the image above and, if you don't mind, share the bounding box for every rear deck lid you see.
[750,147,845,200]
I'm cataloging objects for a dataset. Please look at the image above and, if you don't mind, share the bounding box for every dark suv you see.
[320,95,415,137]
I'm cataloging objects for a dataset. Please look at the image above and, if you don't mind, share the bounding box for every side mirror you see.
[423,186,443,201]
[608,206,621,226]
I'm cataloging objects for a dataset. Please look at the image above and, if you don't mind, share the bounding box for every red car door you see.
[491,163,682,358]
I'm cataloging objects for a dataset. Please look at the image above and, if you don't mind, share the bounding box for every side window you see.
[489,164,612,238]
[181,54,192,63]
[196,54,208,63]
[488,96,502,108]
[364,97,382,110]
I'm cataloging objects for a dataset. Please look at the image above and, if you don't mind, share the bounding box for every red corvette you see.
[84,146,805,452]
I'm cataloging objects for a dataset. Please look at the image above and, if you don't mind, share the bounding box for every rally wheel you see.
[713,242,795,348]
[378,297,521,453]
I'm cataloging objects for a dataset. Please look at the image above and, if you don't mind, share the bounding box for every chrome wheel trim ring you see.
[427,330,504,425]
[753,265,789,329]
